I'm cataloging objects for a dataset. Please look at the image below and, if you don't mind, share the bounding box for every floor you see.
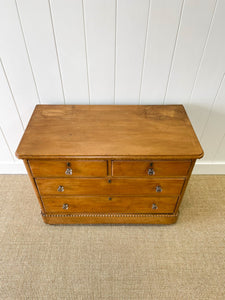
[0,175,224,300]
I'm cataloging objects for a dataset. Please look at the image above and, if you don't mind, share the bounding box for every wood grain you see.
[36,178,184,196]
[29,159,107,177]
[112,160,191,177]
[41,212,179,225]
[42,195,178,214]
[16,105,203,159]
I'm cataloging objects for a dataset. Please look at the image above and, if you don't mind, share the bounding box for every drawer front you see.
[42,196,178,214]
[112,160,191,177]
[36,178,184,196]
[29,160,107,177]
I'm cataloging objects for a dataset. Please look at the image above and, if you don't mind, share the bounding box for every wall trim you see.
[0,162,27,174]
[0,161,224,175]
[193,162,225,174]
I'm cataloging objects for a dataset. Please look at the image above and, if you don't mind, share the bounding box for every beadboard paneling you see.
[188,0,225,138]
[50,0,89,104]
[0,0,225,173]
[0,60,24,160]
[16,0,65,104]
[0,128,13,162]
[0,0,39,128]
[165,0,217,104]
[83,0,115,104]
[140,0,183,104]
[115,0,149,104]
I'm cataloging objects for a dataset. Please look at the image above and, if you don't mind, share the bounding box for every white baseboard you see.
[0,162,27,174]
[193,162,225,174]
[0,161,224,175]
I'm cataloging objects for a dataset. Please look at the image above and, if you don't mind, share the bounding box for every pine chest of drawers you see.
[16,105,203,225]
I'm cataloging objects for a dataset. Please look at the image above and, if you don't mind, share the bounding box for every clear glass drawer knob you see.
[65,162,72,175]
[62,203,69,210]
[148,168,155,175]
[57,185,64,192]
[156,185,162,193]
[152,203,158,210]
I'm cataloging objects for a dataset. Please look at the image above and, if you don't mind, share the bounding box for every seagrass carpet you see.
[0,175,224,300]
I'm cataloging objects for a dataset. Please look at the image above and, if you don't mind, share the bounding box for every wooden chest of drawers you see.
[16,105,203,225]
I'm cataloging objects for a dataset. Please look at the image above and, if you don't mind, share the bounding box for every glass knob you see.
[57,185,64,192]
[152,203,158,210]
[148,168,155,175]
[62,203,69,210]
[156,185,162,193]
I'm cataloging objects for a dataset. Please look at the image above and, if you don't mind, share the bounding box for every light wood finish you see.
[41,212,179,225]
[42,196,178,214]
[112,160,191,177]
[29,160,107,178]
[36,178,184,196]
[15,105,203,225]
[23,160,45,213]
[16,105,203,159]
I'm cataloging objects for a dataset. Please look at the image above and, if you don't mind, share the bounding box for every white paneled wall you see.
[0,0,225,174]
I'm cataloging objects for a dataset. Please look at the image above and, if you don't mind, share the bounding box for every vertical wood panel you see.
[115,0,149,104]
[0,61,24,159]
[200,76,225,161]
[187,0,225,138]
[83,0,115,104]
[165,0,217,104]
[0,128,14,161]
[214,135,225,162]
[50,0,89,104]
[0,0,39,128]
[140,0,183,104]
[16,0,64,104]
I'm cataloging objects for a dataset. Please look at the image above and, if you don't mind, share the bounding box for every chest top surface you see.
[16,105,203,159]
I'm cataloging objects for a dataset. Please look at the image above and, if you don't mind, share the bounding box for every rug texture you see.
[0,175,224,300]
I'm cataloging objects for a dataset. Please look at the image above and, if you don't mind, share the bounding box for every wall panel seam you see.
[14,0,41,104]
[0,127,15,161]
[48,0,66,104]
[163,0,186,103]
[114,0,118,104]
[139,0,151,104]
[0,58,24,130]
[200,73,225,141]
[81,0,90,104]
[187,0,219,106]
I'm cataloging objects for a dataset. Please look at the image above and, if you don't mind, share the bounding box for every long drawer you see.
[42,196,178,214]
[112,160,191,177]
[29,160,107,177]
[36,178,185,196]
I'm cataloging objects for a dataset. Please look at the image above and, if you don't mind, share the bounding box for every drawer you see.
[112,160,191,177]
[29,160,107,177]
[36,178,185,196]
[42,196,178,214]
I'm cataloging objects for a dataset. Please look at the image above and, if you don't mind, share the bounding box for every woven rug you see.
[0,175,224,299]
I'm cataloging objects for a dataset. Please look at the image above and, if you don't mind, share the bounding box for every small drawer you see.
[112,160,191,177]
[29,160,107,178]
[42,196,178,214]
[36,178,184,196]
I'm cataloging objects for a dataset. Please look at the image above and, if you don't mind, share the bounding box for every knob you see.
[57,185,64,192]
[156,185,162,193]
[65,162,72,175]
[108,197,112,201]
[108,179,111,183]
[65,168,72,175]
[148,168,155,175]
[62,203,69,210]
[152,203,158,210]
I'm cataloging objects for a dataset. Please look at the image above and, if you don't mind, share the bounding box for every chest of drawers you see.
[16,105,203,225]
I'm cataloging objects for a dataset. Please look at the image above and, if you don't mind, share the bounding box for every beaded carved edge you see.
[41,212,178,218]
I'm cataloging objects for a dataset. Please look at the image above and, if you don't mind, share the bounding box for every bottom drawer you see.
[42,196,178,214]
